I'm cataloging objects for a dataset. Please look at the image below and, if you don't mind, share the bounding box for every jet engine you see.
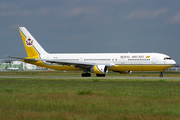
[90,65,108,74]
[119,71,132,74]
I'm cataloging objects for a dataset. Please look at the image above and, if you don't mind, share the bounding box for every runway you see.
[0,76,180,80]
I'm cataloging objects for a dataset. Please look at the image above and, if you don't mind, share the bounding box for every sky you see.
[0,0,180,63]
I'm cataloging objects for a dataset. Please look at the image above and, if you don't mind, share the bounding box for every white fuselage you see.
[40,53,175,65]
[38,53,175,72]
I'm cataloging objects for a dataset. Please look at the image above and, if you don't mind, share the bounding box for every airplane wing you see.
[38,58,115,69]
[7,56,115,69]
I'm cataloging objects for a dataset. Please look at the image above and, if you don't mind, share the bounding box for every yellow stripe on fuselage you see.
[22,60,174,72]
[109,64,174,71]
[22,60,81,71]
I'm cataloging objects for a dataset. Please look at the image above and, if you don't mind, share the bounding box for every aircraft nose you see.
[172,59,176,65]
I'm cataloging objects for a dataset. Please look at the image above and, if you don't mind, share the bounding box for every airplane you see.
[8,27,176,77]
[7,67,19,71]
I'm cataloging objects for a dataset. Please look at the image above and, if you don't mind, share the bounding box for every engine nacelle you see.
[119,71,132,74]
[125,71,132,74]
[90,65,108,74]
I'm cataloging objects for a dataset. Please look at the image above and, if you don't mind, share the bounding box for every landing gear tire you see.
[159,74,163,77]
[159,72,163,78]
[81,73,91,77]
[96,74,106,77]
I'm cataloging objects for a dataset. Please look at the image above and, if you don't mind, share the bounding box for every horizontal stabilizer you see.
[7,56,38,61]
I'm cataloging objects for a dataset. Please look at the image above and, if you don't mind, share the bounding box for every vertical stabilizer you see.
[19,27,48,58]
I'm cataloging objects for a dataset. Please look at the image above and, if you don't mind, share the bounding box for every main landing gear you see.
[96,74,106,77]
[81,73,91,77]
[159,72,163,78]
[81,73,106,77]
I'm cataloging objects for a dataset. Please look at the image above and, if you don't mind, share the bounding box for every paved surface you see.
[0,76,180,80]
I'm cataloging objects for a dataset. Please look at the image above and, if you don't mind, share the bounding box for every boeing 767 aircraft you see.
[8,27,176,77]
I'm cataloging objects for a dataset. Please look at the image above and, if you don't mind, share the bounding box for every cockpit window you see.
[164,57,172,60]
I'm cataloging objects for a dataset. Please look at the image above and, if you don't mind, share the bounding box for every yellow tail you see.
[19,27,48,59]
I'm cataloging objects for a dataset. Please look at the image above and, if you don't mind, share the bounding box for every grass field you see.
[0,70,180,77]
[0,71,180,120]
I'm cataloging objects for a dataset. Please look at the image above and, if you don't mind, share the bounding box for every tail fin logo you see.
[25,37,33,47]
